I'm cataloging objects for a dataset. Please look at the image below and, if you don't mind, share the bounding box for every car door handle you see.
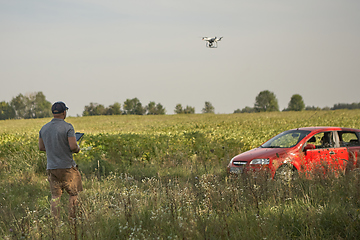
[329,151,335,155]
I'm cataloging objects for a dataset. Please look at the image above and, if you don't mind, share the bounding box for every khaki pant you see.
[47,166,83,196]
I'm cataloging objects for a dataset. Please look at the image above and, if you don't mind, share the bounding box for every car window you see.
[307,131,335,149]
[261,130,310,148]
[338,131,360,147]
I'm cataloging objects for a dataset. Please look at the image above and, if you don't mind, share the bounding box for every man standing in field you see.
[38,101,82,221]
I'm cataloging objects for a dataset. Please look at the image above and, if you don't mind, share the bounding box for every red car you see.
[227,127,360,180]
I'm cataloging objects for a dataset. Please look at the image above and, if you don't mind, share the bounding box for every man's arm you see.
[68,136,80,153]
[39,137,46,151]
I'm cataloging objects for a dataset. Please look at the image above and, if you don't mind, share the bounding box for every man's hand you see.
[39,138,46,151]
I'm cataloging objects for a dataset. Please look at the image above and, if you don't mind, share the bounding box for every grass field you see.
[1,110,360,239]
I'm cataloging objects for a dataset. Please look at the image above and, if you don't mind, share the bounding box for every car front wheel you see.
[275,164,298,182]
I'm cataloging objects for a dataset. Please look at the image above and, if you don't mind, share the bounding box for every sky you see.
[1,0,360,116]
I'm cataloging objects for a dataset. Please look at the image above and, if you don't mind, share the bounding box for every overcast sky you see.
[1,0,359,116]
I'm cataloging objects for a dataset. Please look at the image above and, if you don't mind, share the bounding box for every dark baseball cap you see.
[52,101,69,114]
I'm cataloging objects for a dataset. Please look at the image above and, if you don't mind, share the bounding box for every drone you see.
[202,36,223,48]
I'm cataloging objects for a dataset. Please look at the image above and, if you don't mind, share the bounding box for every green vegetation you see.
[3,91,360,120]
[1,110,360,239]
[254,90,280,112]
[286,94,306,112]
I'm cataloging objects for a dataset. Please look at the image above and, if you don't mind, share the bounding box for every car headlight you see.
[250,158,270,165]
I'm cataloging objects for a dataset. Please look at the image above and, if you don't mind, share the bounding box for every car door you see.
[337,130,360,171]
[303,131,346,175]
[326,131,347,172]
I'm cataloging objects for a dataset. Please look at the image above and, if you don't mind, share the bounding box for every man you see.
[39,101,82,220]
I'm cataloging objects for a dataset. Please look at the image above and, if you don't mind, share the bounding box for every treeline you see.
[0,92,52,120]
[233,90,360,113]
[82,100,215,116]
[0,91,359,120]
[82,98,166,116]
[332,102,360,110]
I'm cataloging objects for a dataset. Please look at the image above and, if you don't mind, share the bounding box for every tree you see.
[146,102,166,115]
[241,106,255,113]
[202,101,215,114]
[254,90,279,112]
[183,105,195,114]
[0,101,15,120]
[146,101,156,115]
[174,104,195,114]
[83,103,106,116]
[10,92,51,119]
[155,103,166,115]
[10,93,27,119]
[286,94,305,111]
[83,102,122,116]
[106,102,122,115]
[123,98,145,115]
[174,104,183,114]
[305,106,321,111]
[32,92,52,118]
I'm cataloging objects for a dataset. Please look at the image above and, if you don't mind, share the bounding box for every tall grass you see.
[1,110,360,239]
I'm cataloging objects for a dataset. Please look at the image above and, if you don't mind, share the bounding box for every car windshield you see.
[261,130,311,148]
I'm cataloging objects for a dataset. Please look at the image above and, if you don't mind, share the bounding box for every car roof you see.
[292,126,360,132]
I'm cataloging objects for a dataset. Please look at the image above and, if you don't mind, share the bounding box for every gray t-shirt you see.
[39,118,77,169]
